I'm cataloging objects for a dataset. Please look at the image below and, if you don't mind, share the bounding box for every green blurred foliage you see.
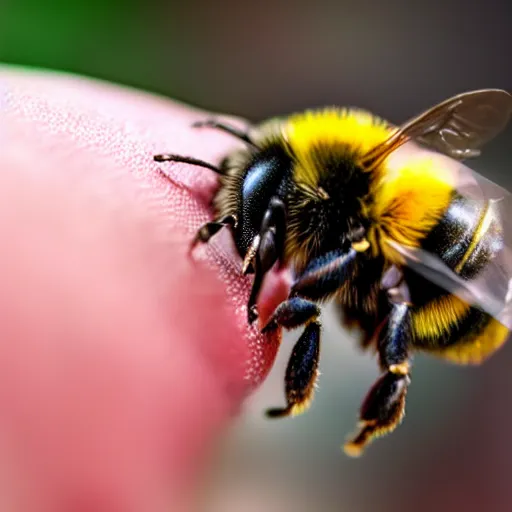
[0,0,179,96]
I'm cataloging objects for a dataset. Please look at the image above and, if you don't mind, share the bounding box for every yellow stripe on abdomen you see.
[431,316,509,365]
[411,294,471,339]
[454,200,492,274]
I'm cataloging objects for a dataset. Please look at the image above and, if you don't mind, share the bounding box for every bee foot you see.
[265,406,292,418]
[266,322,321,420]
[344,371,409,457]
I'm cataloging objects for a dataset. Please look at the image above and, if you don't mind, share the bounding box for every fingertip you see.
[0,65,290,508]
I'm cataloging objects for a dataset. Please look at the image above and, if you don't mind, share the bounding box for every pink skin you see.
[0,66,291,511]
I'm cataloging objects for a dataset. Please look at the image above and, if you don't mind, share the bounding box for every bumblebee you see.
[154,89,512,456]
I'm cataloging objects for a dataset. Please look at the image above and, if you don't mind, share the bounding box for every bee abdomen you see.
[409,193,508,363]
[420,193,503,279]
[411,299,508,365]
[456,200,504,280]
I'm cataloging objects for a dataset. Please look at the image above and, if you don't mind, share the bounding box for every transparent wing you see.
[412,89,512,160]
[385,144,512,329]
[360,89,512,170]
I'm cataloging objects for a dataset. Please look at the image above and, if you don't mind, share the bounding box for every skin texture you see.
[0,65,290,512]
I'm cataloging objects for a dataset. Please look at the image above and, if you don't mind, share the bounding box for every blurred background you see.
[1,0,511,510]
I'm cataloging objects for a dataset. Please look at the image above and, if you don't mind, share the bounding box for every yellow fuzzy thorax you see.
[283,108,391,188]
[368,153,456,262]
[280,108,458,262]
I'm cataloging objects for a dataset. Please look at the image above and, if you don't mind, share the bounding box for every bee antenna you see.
[153,154,223,174]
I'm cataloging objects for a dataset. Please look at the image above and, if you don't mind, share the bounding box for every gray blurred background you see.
[1,0,511,510]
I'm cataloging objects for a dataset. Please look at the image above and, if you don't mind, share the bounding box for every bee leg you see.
[290,248,358,301]
[189,214,237,253]
[247,232,277,322]
[344,301,412,457]
[260,249,361,416]
[262,298,321,417]
[261,248,358,333]
[262,297,320,333]
[247,197,287,323]
[192,119,257,148]
[266,316,322,419]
